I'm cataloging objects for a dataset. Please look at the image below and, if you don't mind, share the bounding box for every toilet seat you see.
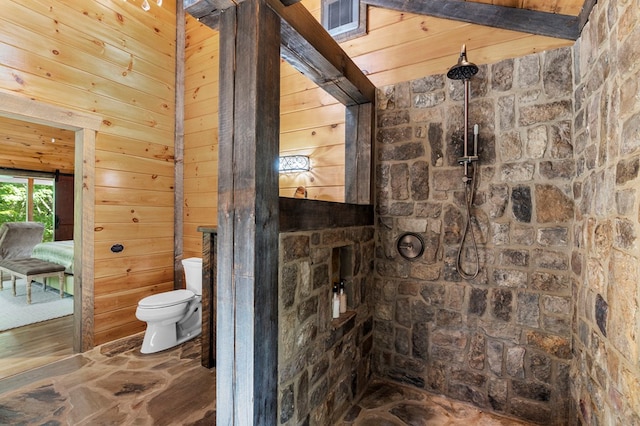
[138,289,194,309]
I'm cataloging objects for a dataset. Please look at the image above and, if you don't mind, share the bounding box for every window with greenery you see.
[0,180,54,242]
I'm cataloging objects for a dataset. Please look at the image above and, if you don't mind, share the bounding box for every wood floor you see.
[0,315,74,380]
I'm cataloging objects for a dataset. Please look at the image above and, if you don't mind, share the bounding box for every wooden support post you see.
[217,1,280,424]
[75,127,96,352]
[345,102,374,204]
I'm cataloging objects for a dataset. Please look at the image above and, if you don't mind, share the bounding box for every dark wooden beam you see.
[270,0,376,105]
[279,23,369,105]
[279,198,374,232]
[363,0,581,40]
[183,0,234,17]
[217,1,280,424]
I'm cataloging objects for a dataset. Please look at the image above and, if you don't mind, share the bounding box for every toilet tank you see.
[181,257,203,295]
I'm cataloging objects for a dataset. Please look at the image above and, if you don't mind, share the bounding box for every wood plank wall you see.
[183,17,219,259]
[279,62,346,202]
[0,0,177,345]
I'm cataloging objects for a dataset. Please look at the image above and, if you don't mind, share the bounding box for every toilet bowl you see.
[136,257,203,354]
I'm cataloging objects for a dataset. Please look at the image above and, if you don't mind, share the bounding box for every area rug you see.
[0,279,73,332]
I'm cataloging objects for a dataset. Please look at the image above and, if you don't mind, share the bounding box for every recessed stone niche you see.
[331,245,355,324]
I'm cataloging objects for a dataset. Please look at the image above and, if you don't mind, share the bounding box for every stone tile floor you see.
[338,380,535,425]
[0,335,533,425]
[0,335,216,425]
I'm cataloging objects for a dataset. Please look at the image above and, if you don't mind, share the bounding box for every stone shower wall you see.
[571,0,640,423]
[373,47,575,425]
[278,226,375,424]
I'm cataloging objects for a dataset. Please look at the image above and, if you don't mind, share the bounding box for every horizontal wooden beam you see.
[363,0,581,40]
[268,0,376,105]
[183,0,236,17]
[279,23,370,105]
[199,197,374,233]
[279,198,374,232]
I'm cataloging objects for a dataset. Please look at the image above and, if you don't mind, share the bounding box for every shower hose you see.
[456,163,480,280]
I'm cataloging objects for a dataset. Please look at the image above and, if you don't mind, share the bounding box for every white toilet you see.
[136,257,203,354]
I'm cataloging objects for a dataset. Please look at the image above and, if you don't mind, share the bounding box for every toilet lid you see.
[138,289,194,308]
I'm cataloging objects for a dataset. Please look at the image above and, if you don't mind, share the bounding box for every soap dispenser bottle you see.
[339,280,347,314]
[332,283,340,319]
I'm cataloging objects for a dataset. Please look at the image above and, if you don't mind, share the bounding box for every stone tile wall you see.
[571,0,640,423]
[278,226,375,424]
[373,47,575,424]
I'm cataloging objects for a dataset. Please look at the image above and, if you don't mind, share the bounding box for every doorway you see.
[0,93,101,373]
[0,172,72,378]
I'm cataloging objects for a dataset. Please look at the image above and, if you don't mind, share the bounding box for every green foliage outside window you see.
[0,182,54,242]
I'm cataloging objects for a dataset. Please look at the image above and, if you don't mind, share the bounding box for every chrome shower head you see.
[447,44,478,80]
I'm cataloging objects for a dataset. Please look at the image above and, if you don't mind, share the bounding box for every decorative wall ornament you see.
[279,155,310,173]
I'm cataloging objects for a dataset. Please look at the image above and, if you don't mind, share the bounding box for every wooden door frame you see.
[0,92,102,352]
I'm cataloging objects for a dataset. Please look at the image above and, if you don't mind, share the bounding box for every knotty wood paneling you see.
[0,0,177,345]
[278,62,347,202]
[94,267,174,294]
[301,0,572,86]
[183,17,219,259]
[0,116,75,174]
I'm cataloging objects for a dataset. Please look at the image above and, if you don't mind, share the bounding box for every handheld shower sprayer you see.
[447,45,480,280]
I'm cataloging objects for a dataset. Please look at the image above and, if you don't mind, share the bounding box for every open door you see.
[54,172,74,241]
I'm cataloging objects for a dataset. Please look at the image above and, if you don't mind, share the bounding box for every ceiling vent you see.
[322,0,360,37]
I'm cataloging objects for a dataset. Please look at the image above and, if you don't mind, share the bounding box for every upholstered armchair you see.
[0,222,45,261]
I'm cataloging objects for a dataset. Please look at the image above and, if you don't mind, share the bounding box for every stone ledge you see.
[331,310,356,329]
